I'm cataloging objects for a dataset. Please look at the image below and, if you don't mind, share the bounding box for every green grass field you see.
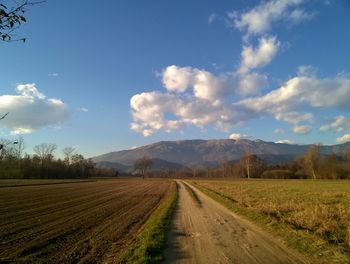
[191,179,350,264]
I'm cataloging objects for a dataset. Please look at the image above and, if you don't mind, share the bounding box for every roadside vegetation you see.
[120,181,178,264]
[183,181,201,207]
[192,179,350,264]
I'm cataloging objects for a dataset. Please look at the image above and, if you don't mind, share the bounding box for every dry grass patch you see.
[192,179,350,263]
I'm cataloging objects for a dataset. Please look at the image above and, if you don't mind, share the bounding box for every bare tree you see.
[134,156,153,179]
[62,146,75,165]
[303,144,322,179]
[0,138,14,159]
[33,143,57,163]
[0,113,9,150]
[13,136,25,167]
[239,153,266,179]
[219,158,231,177]
[320,154,338,179]
[240,153,253,179]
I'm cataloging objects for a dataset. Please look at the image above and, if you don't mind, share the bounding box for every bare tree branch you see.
[0,112,9,120]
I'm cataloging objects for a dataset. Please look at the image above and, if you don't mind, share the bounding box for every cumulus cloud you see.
[239,36,280,73]
[208,13,217,24]
[161,65,231,101]
[131,72,350,137]
[80,107,89,112]
[297,65,318,77]
[130,1,348,139]
[238,72,267,95]
[192,70,231,102]
[162,65,193,93]
[0,83,69,134]
[238,75,350,127]
[293,125,312,134]
[231,0,312,36]
[229,133,248,140]
[274,128,285,134]
[336,134,350,144]
[288,9,315,24]
[276,139,293,144]
[130,91,240,136]
[320,116,350,133]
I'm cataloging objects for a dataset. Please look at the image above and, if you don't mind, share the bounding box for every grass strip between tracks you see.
[191,181,350,264]
[183,181,201,207]
[120,181,178,264]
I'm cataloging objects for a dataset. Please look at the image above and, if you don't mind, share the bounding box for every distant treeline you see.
[148,144,350,180]
[0,138,117,179]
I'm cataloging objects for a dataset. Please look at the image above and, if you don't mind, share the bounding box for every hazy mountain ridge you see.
[92,139,350,171]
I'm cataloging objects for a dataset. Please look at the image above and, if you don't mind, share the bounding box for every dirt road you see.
[164,181,306,264]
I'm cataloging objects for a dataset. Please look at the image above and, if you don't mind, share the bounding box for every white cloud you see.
[320,116,350,133]
[229,133,248,140]
[80,107,89,112]
[239,36,280,73]
[208,13,217,24]
[232,0,311,36]
[129,1,348,139]
[297,65,317,77]
[16,83,45,99]
[288,9,315,24]
[274,128,284,134]
[238,72,267,95]
[336,134,350,144]
[238,75,350,127]
[276,139,293,144]
[131,71,350,137]
[192,70,230,102]
[130,91,240,137]
[293,125,312,134]
[48,73,59,77]
[10,127,33,135]
[0,83,69,134]
[275,112,313,125]
[162,65,232,101]
[162,65,193,93]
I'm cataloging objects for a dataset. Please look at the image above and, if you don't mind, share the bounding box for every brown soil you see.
[0,179,171,263]
[164,181,307,264]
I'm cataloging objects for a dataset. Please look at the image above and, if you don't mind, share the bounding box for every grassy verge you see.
[183,181,201,207]
[120,181,178,264]
[191,180,350,264]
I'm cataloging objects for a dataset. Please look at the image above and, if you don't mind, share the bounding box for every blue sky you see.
[1,0,350,157]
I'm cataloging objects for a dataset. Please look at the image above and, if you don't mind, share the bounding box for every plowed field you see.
[0,179,172,263]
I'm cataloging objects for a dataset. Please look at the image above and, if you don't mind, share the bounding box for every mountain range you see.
[92,139,350,172]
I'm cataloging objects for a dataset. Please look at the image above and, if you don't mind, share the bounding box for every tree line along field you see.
[191,179,350,264]
[0,179,173,263]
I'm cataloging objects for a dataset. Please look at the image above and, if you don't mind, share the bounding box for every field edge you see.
[118,181,178,264]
